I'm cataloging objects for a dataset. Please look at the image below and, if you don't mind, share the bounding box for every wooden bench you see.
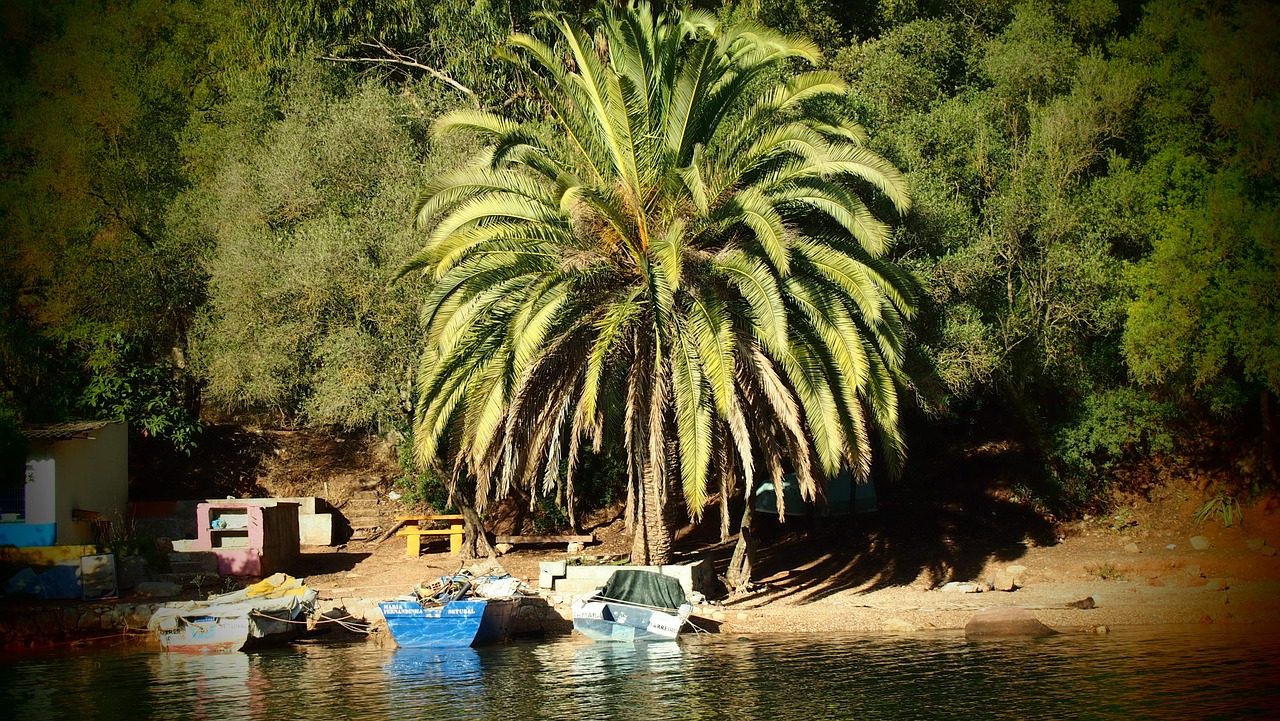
[396,514,465,557]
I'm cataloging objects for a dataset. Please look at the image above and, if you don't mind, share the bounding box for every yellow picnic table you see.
[396,514,465,557]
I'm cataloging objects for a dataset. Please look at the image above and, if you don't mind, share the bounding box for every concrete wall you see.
[54,422,128,544]
[23,456,56,524]
[21,421,128,545]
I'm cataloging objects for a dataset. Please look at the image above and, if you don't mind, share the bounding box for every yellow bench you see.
[396,514,465,557]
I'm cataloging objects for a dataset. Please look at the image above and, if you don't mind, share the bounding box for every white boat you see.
[572,569,692,642]
[148,573,318,653]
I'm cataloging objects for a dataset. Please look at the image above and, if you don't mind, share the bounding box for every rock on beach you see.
[964,608,1057,640]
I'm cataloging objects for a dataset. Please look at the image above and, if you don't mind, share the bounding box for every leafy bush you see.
[391,430,454,512]
[1047,388,1178,511]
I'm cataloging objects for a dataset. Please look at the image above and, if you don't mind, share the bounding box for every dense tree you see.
[2,0,1275,534]
[0,0,223,449]
[399,2,914,574]
[188,65,474,433]
[1119,0,1280,478]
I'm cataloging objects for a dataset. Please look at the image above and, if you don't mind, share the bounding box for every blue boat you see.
[380,597,518,647]
[380,574,523,648]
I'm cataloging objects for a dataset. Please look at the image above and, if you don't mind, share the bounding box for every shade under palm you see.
[400,2,914,570]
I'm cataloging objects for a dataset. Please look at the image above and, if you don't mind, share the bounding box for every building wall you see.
[23,456,57,524]
[27,422,129,545]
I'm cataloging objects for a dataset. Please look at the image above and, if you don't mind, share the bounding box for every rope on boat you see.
[247,609,373,635]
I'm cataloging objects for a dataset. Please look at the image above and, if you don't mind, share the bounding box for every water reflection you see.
[145,653,258,720]
[2,626,1278,720]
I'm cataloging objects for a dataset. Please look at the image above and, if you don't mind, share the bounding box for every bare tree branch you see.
[320,37,480,108]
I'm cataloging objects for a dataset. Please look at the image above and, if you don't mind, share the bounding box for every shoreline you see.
[2,574,1276,654]
[5,515,1279,652]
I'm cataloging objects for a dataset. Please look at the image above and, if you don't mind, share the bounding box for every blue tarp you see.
[754,469,878,517]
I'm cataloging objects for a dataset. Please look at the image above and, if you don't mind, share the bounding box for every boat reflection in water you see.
[146,650,270,719]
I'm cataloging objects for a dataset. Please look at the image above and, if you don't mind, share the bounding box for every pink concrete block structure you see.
[190,501,300,576]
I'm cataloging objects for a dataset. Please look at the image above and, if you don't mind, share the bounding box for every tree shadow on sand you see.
[678,440,1059,606]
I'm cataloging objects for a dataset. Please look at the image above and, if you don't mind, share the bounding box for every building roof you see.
[21,421,116,440]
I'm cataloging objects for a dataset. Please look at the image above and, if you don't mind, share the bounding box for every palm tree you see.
[399,2,914,579]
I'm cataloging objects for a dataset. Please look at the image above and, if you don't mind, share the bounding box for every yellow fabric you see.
[244,572,308,599]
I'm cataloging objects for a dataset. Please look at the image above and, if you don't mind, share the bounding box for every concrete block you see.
[539,560,567,590]
[299,514,333,546]
[540,559,714,597]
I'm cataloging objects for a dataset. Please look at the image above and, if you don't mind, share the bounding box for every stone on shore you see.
[964,608,1056,639]
[940,581,987,593]
[990,573,1017,592]
[1246,537,1266,550]
[1124,543,1140,554]
[1190,536,1211,551]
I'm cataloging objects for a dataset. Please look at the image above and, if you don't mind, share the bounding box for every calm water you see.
[3,626,1278,720]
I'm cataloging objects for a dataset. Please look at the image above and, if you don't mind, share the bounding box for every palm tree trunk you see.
[453,481,497,560]
[725,501,756,595]
[630,468,674,564]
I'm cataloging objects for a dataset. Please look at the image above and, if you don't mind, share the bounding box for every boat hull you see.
[572,597,689,642]
[380,598,518,648]
[149,574,317,653]
[154,611,299,653]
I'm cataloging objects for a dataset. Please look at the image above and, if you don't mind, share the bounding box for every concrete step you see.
[344,505,383,514]
[167,551,219,574]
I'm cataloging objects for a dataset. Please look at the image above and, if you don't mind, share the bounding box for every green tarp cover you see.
[599,570,686,612]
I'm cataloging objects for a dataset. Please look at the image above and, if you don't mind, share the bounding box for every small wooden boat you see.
[380,575,521,648]
[148,573,318,653]
[572,569,692,642]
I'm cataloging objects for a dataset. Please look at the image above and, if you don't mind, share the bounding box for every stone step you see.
[169,561,219,575]
[167,551,219,574]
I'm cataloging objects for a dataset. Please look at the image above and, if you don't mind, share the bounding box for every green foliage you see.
[392,430,455,511]
[1049,388,1177,509]
[1192,490,1242,529]
[78,329,203,453]
[1120,1,1280,405]
[0,0,217,449]
[1085,561,1123,580]
[230,0,551,108]
[189,63,477,430]
[2,0,1275,518]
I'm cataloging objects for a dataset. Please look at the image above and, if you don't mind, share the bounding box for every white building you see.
[0,421,129,547]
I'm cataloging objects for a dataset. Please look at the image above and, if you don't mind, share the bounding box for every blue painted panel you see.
[380,599,517,648]
[0,523,56,547]
[38,565,81,599]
